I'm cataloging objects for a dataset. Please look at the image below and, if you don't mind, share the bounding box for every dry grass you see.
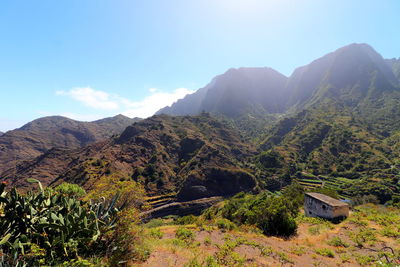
[137,204,400,266]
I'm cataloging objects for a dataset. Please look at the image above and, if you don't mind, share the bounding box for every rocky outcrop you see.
[141,197,223,221]
[177,167,257,201]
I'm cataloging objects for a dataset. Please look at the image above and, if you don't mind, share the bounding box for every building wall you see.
[304,196,349,220]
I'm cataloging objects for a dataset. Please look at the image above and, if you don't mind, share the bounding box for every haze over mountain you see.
[386,58,400,80]
[157,44,400,119]
[0,114,140,174]
[157,67,288,118]
[2,43,400,204]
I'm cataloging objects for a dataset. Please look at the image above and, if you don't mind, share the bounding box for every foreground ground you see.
[136,205,400,267]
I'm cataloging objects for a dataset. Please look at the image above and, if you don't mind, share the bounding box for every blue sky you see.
[1,0,399,131]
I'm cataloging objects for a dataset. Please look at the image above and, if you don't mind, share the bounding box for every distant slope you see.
[254,44,400,201]
[386,58,400,80]
[157,67,288,118]
[285,43,399,111]
[0,114,139,173]
[0,131,3,136]
[2,114,257,199]
[3,43,400,204]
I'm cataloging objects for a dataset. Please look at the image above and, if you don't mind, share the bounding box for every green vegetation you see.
[202,183,304,236]
[326,236,349,247]
[315,248,335,258]
[54,182,86,198]
[0,178,147,266]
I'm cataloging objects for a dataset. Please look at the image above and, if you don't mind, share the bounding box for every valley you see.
[1,43,400,266]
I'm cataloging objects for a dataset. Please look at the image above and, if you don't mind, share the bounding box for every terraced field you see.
[146,193,177,208]
[297,173,353,199]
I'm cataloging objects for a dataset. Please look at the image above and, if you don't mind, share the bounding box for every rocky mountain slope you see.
[1,114,257,198]
[157,67,288,118]
[3,43,400,204]
[157,44,399,119]
[386,58,400,80]
[0,114,139,174]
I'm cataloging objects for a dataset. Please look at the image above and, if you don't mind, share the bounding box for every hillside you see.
[157,44,399,120]
[157,67,288,118]
[386,58,400,80]
[3,43,400,205]
[1,114,257,198]
[285,44,399,110]
[140,204,400,267]
[0,114,139,174]
[250,44,400,202]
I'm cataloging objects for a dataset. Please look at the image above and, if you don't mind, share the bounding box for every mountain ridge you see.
[2,43,400,204]
[156,43,399,120]
[0,114,140,174]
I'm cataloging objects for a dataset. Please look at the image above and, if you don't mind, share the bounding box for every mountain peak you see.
[156,67,288,117]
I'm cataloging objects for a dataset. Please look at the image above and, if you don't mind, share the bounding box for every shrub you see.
[350,228,377,247]
[149,228,164,239]
[277,251,294,264]
[175,215,197,225]
[315,248,335,258]
[381,226,400,238]
[242,195,298,236]
[203,236,212,246]
[289,246,306,256]
[175,227,194,243]
[53,182,86,198]
[144,219,165,228]
[326,236,349,247]
[84,173,146,210]
[218,190,300,237]
[216,218,236,231]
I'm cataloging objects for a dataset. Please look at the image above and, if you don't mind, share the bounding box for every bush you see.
[53,182,86,198]
[175,215,197,225]
[218,188,300,236]
[315,248,335,258]
[145,219,165,228]
[216,218,236,231]
[250,196,298,236]
[149,228,164,239]
[175,227,194,243]
[326,236,349,247]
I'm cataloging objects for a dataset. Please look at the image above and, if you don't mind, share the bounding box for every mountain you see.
[254,44,400,202]
[3,43,400,204]
[286,44,399,110]
[157,67,288,118]
[0,114,139,174]
[0,131,3,136]
[386,58,400,80]
[1,114,257,199]
[158,44,399,118]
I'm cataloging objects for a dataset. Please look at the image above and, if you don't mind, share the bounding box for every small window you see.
[322,204,327,210]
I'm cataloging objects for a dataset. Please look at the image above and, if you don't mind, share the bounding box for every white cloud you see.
[122,88,194,118]
[56,87,120,110]
[56,87,194,119]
